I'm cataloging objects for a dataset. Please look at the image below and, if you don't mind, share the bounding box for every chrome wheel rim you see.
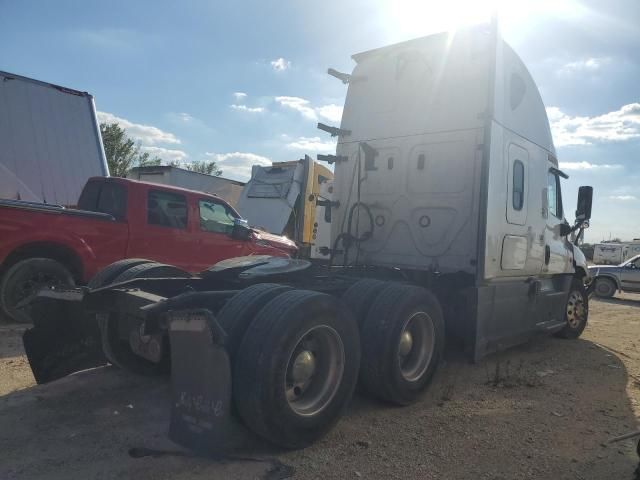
[285,325,345,417]
[397,311,435,382]
[566,291,586,328]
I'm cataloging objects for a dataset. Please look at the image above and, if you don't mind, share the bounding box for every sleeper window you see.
[147,190,188,229]
[512,160,525,211]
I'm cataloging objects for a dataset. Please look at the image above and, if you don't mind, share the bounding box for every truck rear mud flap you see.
[22,294,105,384]
[168,309,243,454]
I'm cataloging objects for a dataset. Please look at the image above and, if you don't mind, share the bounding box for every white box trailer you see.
[623,242,640,262]
[0,71,108,206]
[127,165,245,207]
[593,243,624,265]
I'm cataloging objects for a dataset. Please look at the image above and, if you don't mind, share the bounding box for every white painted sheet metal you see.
[0,71,108,206]
[237,163,303,234]
[127,166,245,207]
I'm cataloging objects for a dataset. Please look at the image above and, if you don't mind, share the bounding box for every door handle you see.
[544,245,550,265]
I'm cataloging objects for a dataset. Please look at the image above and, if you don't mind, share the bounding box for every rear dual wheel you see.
[347,280,445,406]
[234,290,360,449]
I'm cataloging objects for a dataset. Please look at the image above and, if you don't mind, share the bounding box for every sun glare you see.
[383,0,587,42]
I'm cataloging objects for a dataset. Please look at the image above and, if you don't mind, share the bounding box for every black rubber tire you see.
[217,283,292,363]
[556,278,589,339]
[359,283,445,406]
[234,290,360,449]
[100,262,190,374]
[87,258,153,289]
[593,277,616,298]
[0,258,75,323]
[111,262,191,283]
[341,279,388,327]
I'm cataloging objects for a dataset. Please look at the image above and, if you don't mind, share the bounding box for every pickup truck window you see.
[547,171,563,219]
[148,190,188,229]
[199,199,237,235]
[97,183,127,220]
[77,181,127,220]
[78,181,100,211]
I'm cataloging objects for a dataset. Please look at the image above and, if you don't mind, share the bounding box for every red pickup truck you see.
[0,176,297,322]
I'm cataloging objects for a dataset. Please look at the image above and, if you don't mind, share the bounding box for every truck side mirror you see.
[559,223,572,237]
[231,218,251,241]
[575,186,593,223]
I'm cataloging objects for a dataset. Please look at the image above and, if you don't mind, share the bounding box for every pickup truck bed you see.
[0,176,297,322]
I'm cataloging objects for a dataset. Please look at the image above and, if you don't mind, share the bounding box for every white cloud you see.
[275,96,317,120]
[316,104,343,123]
[558,57,610,75]
[285,136,337,153]
[233,92,248,100]
[140,146,188,162]
[559,161,623,170]
[97,111,181,145]
[205,152,272,181]
[275,96,343,123]
[547,103,640,146]
[609,195,637,201]
[230,104,265,114]
[271,58,291,71]
[176,112,193,122]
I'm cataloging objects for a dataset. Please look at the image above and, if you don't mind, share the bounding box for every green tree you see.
[100,123,161,177]
[169,160,222,176]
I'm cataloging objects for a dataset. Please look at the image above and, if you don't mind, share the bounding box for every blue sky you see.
[1,0,638,242]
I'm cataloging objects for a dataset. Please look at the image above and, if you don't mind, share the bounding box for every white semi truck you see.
[0,71,108,206]
[22,24,593,453]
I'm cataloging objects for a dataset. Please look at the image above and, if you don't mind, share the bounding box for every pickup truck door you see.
[620,257,640,291]
[193,198,247,271]
[127,189,196,271]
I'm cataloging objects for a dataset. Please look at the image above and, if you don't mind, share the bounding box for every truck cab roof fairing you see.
[343,27,556,157]
[493,40,556,156]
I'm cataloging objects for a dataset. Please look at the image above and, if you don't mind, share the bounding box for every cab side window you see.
[199,200,237,234]
[147,190,188,229]
[547,171,563,219]
[512,160,525,211]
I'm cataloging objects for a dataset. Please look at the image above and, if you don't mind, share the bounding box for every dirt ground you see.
[1,294,640,479]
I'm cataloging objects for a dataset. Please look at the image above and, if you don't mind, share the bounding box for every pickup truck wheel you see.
[217,283,292,363]
[0,258,75,324]
[234,290,360,449]
[594,277,616,298]
[87,258,153,289]
[359,283,445,406]
[341,279,387,327]
[100,262,190,374]
[556,278,589,339]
